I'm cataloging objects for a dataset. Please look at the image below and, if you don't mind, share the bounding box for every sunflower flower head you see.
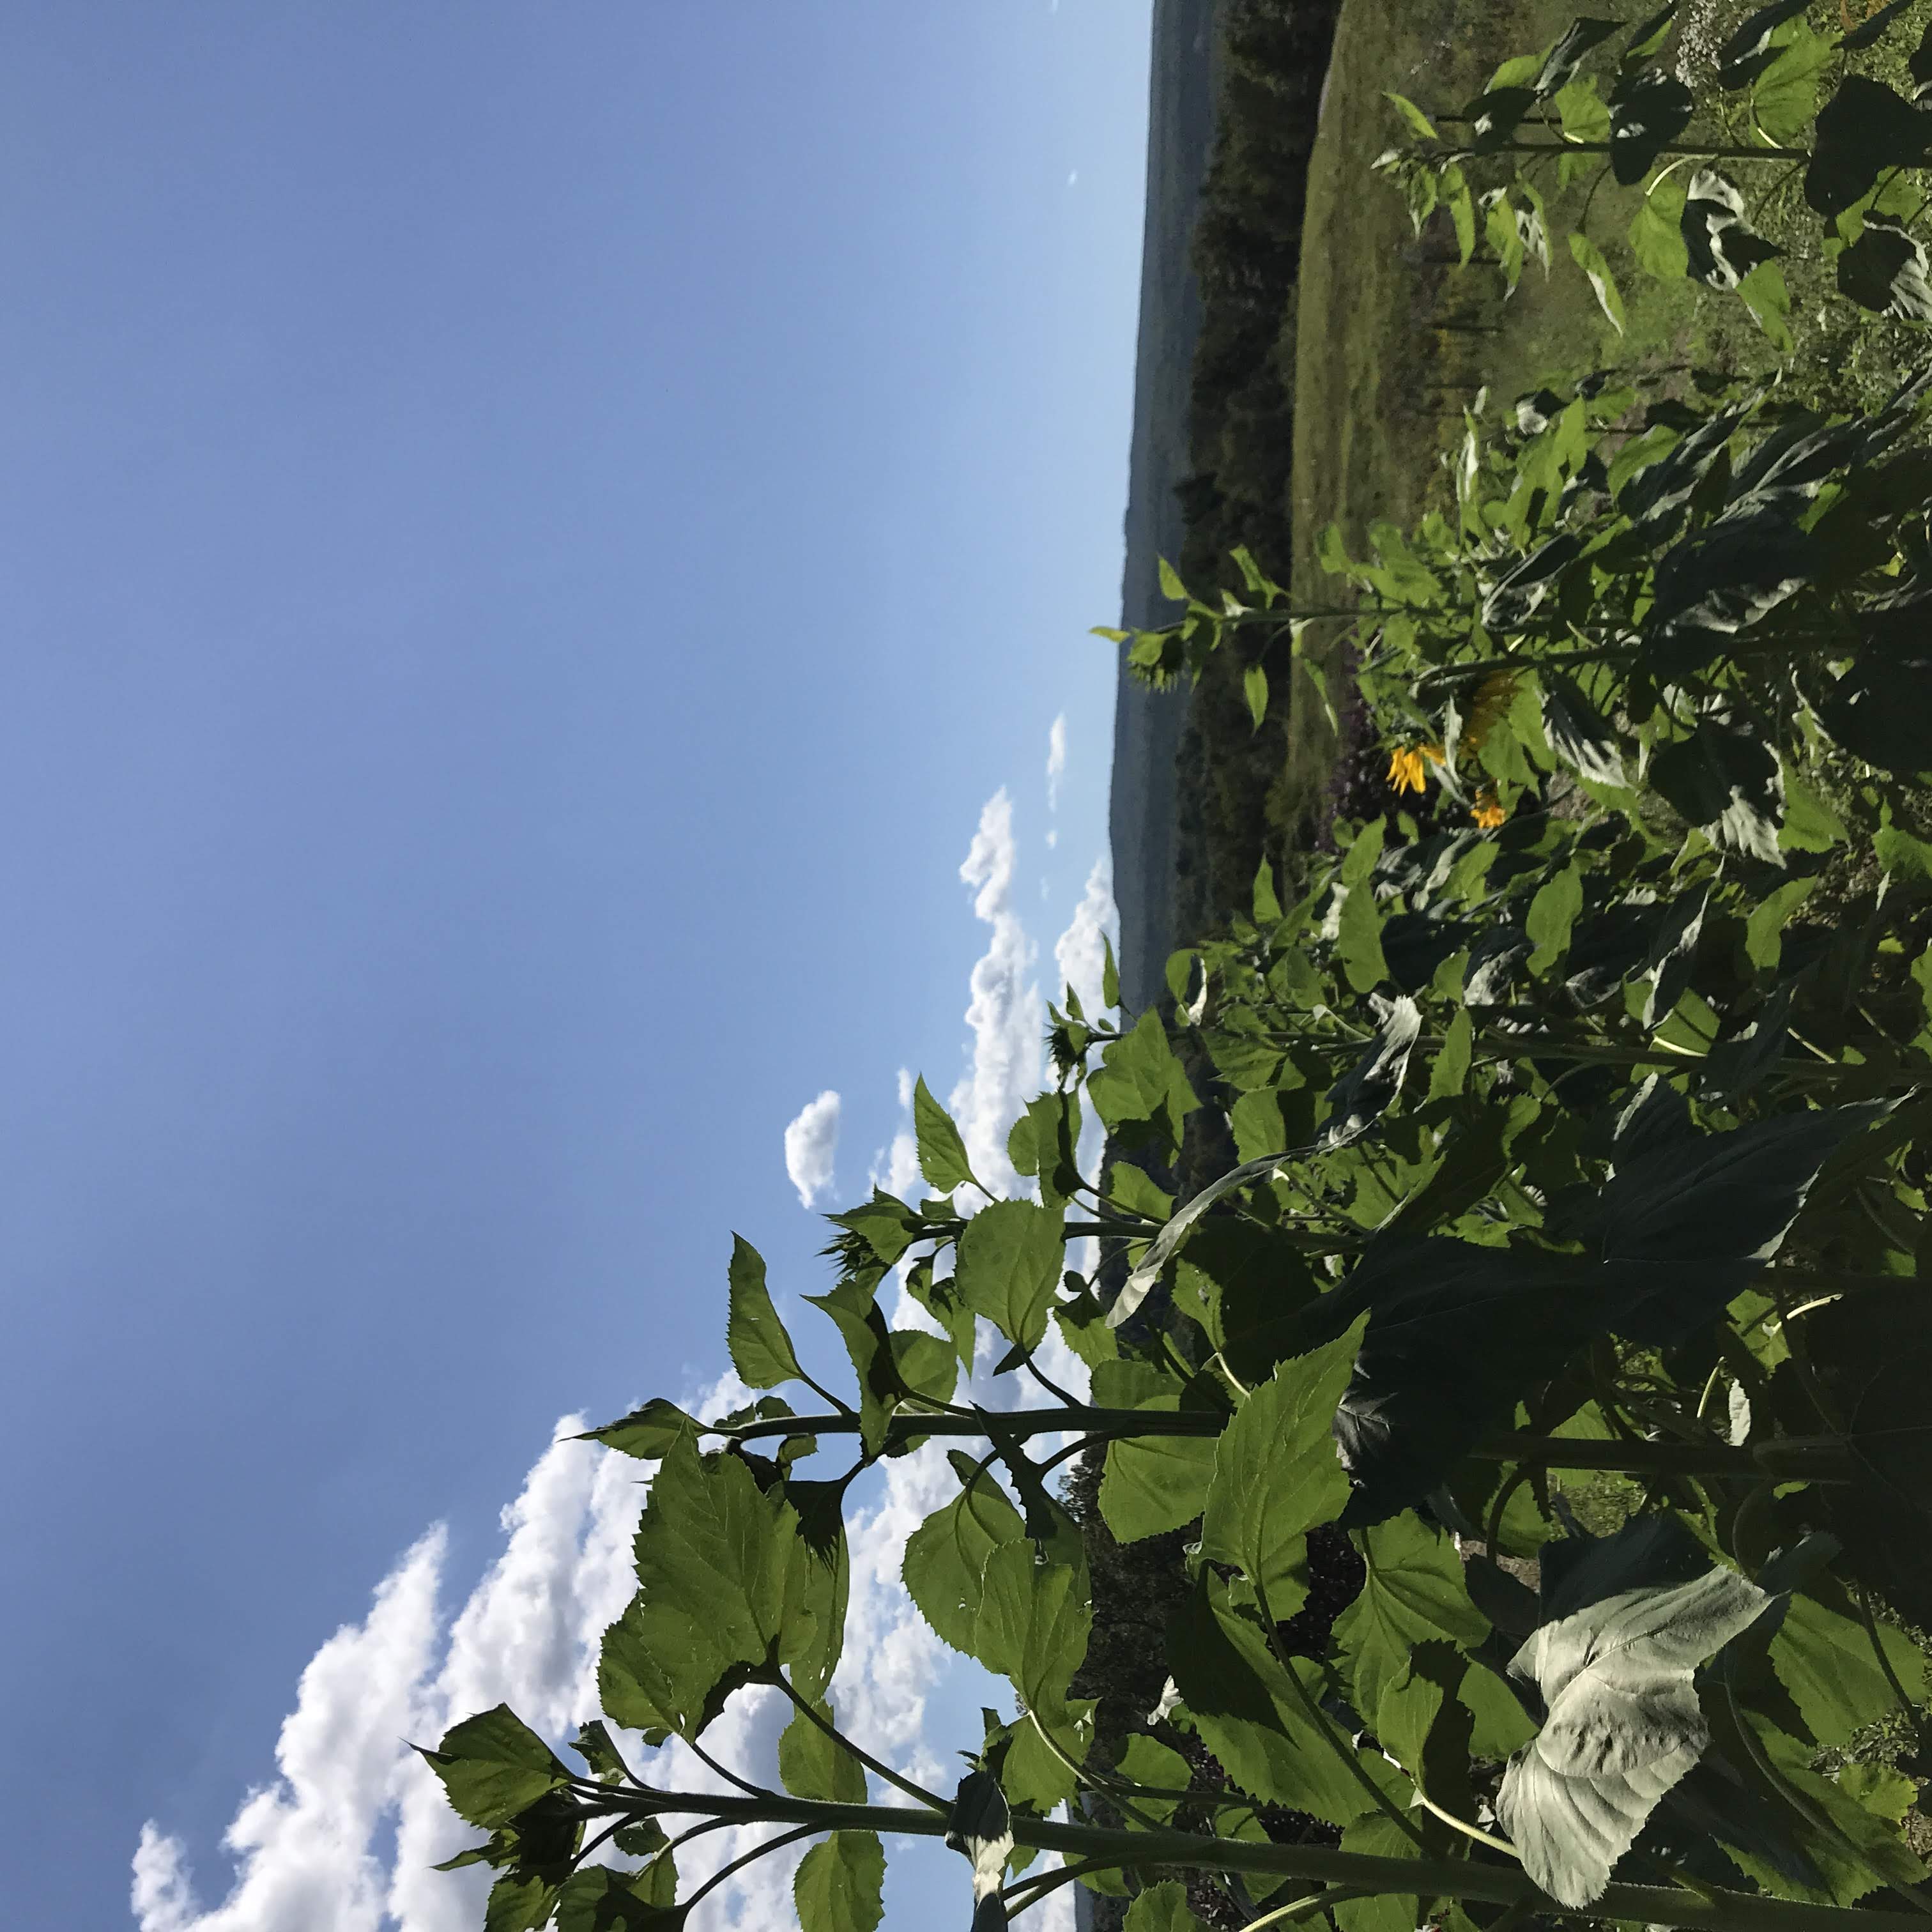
[1470,785,1506,830]
[1386,742,1443,796]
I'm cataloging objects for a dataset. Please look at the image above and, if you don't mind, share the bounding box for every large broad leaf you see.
[1837,214,1932,321]
[795,1833,884,1932]
[1648,510,1810,662]
[970,1541,1092,1755]
[1301,1236,1623,1522]
[1583,1104,1891,1343]
[1609,68,1694,184]
[1680,170,1782,292]
[1647,714,1784,864]
[1497,1565,1770,1906]
[1807,76,1932,215]
[953,1199,1065,1353]
[1772,1588,1929,1750]
[1319,995,1422,1148]
[1098,1407,1220,1544]
[598,1438,826,1739]
[1085,1007,1197,1144]
[1331,1515,1488,1729]
[1542,673,1627,787]
[1167,1572,1403,1824]
[903,1453,1023,1654]
[1197,1319,1367,1604]
[424,1705,570,1830]
[726,1236,803,1390]
[1818,604,1932,777]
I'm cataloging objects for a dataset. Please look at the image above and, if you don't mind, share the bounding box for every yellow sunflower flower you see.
[1470,785,1506,830]
[1386,742,1443,795]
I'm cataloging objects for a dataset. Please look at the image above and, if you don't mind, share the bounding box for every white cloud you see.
[1053,855,1117,1020]
[949,790,1042,1198]
[783,1089,841,1209]
[1045,713,1067,811]
[132,1529,447,1932]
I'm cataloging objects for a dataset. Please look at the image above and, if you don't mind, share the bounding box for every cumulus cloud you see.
[1053,856,1117,1020]
[132,1529,447,1932]
[1045,713,1067,812]
[949,791,1042,1198]
[783,1089,841,1209]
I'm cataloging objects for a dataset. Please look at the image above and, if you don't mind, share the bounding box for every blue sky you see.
[0,4,1151,1927]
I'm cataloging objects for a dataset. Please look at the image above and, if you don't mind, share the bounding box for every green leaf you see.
[1085,1007,1197,1146]
[1807,76,1932,216]
[1100,1417,1219,1545]
[1649,718,1783,864]
[553,1866,685,1932]
[726,1236,802,1391]
[1333,1814,1425,1932]
[598,1438,826,1740]
[1556,74,1611,144]
[1568,231,1625,332]
[1745,876,1818,972]
[1254,857,1283,924]
[581,1399,700,1462]
[1526,863,1583,974]
[1738,259,1793,353]
[1243,661,1269,731]
[425,1706,569,1831]
[1719,0,1811,86]
[1534,17,1619,97]
[1630,172,1690,280]
[780,1698,868,1802]
[903,1456,1023,1653]
[1319,995,1422,1150]
[1333,1515,1488,1728]
[1384,92,1439,141]
[1752,24,1829,143]
[1427,1008,1475,1101]
[1335,880,1388,995]
[1608,68,1693,185]
[1544,673,1628,790]
[971,1540,1092,1753]
[913,1075,978,1196]
[1306,1236,1623,1522]
[1124,1880,1211,1931]
[1779,776,1845,854]
[1199,1319,1368,1606]
[1102,931,1121,1009]
[793,1832,884,1932]
[1838,214,1932,321]
[1167,1573,1402,1822]
[953,1198,1065,1353]
[1680,169,1781,293]
[487,1873,559,1932]
[1627,3,1678,61]
[1497,1565,1770,1906]
[1772,1591,1928,1749]
[1587,1104,1894,1344]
